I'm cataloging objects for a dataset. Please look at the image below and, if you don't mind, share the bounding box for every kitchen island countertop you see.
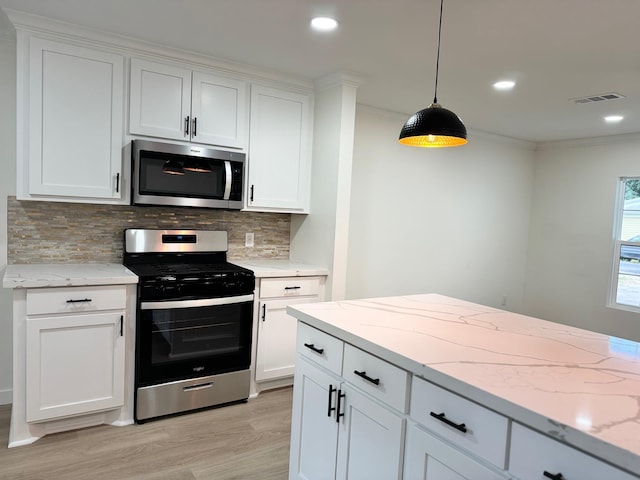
[288,293,640,476]
[2,263,138,289]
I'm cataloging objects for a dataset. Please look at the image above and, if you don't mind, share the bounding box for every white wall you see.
[523,134,640,341]
[346,106,536,311]
[0,33,16,404]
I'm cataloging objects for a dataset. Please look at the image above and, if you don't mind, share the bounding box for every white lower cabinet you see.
[289,357,341,480]
[404,423,506,480]
[255,276,325,385]
[26,312,125,422]
[256,297,311,381]
[335,384,404,480]
[509,423,637,480]
[290,324,407,480]
[24,285,127,423]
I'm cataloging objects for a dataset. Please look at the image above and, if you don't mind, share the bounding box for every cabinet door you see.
[191,72,247,149]
[289,357,340,480]
[404,423,506,480]
[129,58,191,140]
[247,85,312,213]
[335,384,404,480]
[25,312,125,422]
[509,423,637,480]
[26,37,124,199]
[256,297,318,382]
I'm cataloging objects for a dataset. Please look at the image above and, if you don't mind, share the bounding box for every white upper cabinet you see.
[18,35,125,203]
[246,85,312,213]
[129,58,248,150]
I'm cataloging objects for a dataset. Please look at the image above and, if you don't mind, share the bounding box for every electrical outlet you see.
[245,233,254,247]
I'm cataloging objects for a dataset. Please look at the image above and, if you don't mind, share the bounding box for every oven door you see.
[136,294,253,386]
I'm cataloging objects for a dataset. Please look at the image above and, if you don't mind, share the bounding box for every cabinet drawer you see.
[510,423,637,480]
[410,377,509,469]
[296,322,343,376]
[404,423,508,480]
[260,276,320,299]
[27,285,127,316]
[342,344,410,413]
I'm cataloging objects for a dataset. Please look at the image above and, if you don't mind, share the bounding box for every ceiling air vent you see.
[571,92,625,104]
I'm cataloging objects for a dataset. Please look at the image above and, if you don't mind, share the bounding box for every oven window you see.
[137,301,253,385]
[139,151,225,199]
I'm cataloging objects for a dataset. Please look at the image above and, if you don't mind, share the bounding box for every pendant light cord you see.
[433,0,444,104]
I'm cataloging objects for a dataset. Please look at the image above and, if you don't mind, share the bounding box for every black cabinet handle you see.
[192,117,197,136]
[327,384,336,417]
[303,343,324,355]
[336,389,345,423]
[284,286,301,290]
[543,472,564,480]
[66,298,92,303]
[429,411,467,433]
[115,172,120,193]
[119,315,123,337]
[250,184,254,202]
[261,304,266,322]
[185,115,190,135]
[353,370,380,386]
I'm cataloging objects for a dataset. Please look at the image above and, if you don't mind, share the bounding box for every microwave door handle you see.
[223,161,232,200]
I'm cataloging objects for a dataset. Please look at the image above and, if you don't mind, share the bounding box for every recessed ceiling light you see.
[310,16,338,32]
[493,80,515,91]
[605,115,624,123]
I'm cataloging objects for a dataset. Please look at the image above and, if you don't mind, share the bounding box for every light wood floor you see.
[0,387,293,480]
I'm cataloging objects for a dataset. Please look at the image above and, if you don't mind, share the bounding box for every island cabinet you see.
[254,276,325,387]
[129,58,248,150]
[246,85,312,213]
[404,375,511,480]
[509,423,637,480]
[17,33,125,203]
[289,322,408,480]
[25,286,127,422]
[287,294,640,480]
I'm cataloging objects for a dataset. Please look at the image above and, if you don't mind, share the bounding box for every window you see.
[610,177,640,310]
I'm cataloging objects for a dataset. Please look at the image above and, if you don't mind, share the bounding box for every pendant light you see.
[399,0,467,147]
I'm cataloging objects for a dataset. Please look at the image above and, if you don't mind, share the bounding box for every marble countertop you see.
[233,259,329,278]
[2,263,138,288]
[288,293,640,475]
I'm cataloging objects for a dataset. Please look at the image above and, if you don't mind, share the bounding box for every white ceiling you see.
[1,0,639,143]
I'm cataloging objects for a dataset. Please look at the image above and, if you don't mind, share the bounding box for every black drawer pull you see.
[284,286,301,290]
[66,298,92,303]
[304,343,324,355]
[353,370,380,386]
[543,472,564,480]
[327,384,336,417]
[430,411,467,433]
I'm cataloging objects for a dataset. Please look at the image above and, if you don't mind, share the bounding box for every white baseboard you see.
[0,388,12,405]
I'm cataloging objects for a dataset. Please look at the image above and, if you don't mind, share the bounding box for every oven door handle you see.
[140,294,254,310]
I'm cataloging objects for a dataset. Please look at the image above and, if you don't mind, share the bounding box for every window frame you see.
[608,177,640,312]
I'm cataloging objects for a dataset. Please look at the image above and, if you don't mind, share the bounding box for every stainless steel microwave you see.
[131,140,245,209]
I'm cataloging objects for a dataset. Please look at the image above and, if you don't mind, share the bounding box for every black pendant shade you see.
[399,0,467,148]
[399,103,467,147]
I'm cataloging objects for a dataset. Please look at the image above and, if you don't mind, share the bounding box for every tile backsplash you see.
[7,196,291,264]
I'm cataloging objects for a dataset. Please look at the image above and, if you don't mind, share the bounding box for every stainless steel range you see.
[123,229,255,422]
